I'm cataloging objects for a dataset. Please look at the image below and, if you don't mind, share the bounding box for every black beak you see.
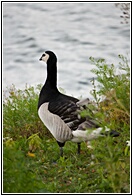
[39,56,42,61]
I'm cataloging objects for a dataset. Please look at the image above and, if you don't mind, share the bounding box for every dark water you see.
[3,2,130,98]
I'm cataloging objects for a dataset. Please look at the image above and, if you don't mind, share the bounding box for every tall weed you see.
[82,55,130,193]
[3,84,49,139]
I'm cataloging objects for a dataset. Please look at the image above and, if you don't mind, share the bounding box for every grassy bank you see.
[3,55,130,193]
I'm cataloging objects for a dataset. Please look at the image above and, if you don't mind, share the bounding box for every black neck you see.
[38,55,59,109]
[45,59,57,89]
[38,57,58,109]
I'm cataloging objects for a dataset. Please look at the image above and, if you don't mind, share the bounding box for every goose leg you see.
[77,143,81,154]
[60,147,63,157]
[57,141,65,157]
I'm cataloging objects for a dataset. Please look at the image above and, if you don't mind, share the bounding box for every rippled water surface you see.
[3,2,130,98]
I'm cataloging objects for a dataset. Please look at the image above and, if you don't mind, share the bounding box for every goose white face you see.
[40,53,50,63]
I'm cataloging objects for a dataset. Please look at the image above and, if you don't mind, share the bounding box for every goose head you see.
[39,51,57,64]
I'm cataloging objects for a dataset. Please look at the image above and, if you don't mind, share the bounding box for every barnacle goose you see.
[38,51,119,156]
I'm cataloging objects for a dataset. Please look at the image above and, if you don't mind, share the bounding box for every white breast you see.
[38,103,73,143]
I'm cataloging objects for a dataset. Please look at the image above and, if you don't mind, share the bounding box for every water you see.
[3,2,130,98]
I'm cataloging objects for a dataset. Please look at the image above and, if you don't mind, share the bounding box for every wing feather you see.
[48,94,99,131]
[48,95,85,130]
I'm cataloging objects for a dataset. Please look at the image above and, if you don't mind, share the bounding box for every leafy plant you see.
[3,84,49,139]
[81,55,130,193]
[3,138,46,193]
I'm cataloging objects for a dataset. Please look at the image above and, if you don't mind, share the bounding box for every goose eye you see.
[42,53,46,57]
